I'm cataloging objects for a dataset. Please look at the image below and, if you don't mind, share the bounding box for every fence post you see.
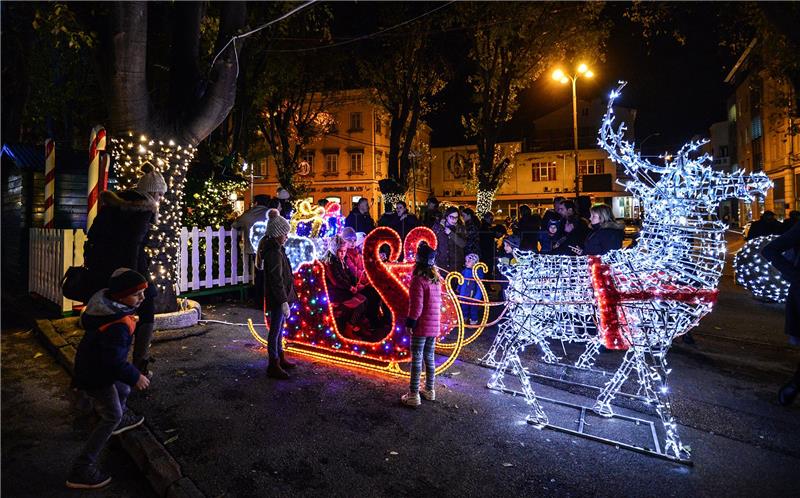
[204,227,214,288]
[60,229,74,312]
[191,227,200,291]
[229,228,238,285]
[179,227,189,292]
[217,227,226,286]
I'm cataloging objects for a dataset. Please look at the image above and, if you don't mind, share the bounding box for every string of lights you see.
[482,82,772,461]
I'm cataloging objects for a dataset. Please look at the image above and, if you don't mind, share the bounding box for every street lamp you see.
[552,63,594,198]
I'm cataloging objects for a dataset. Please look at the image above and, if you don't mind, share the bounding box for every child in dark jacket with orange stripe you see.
[67,268,151,490]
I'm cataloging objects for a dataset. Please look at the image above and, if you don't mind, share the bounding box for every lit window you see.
[531,161,557,182]
[325,154,338,174]
[350,152,364,173]
[579,159,605,175]
[260,158,268,177]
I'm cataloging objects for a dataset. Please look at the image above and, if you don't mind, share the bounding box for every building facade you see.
[431,98,638,220]
[725,41,800,223]
[253,89,432,220]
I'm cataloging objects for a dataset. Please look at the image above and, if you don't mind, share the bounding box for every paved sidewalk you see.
[1,328,156,498]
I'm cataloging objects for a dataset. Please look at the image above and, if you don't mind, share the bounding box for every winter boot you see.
[267,359,290,380]
[279,352,296,369]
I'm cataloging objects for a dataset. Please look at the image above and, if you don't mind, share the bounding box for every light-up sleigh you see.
[248,218,492,378]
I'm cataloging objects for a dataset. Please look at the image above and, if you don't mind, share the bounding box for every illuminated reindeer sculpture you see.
[483,82,772,459]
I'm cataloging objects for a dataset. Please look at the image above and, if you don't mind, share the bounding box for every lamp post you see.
[552,63,594,198]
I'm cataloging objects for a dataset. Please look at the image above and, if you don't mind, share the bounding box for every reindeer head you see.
[599,82,772,218]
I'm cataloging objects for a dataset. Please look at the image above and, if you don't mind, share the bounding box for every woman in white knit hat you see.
[84,165,167,377]
[256,208,297,379]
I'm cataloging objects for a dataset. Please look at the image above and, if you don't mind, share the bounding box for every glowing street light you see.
[552,63,595,198]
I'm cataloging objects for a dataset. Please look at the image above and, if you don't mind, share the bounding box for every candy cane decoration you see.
[44,139,55,228]
[86,126,106,230]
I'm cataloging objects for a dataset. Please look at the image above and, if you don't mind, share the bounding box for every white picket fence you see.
[28,228,88,313]
[178,226,254,293]
[28,226,253,312]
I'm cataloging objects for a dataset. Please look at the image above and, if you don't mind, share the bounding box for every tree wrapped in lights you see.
[184,177,248,229]
[482,82,772,461]
[110,134,196,306]
[734,235,789,303]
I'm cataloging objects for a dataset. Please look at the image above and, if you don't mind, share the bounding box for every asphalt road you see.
[117,270,799,498]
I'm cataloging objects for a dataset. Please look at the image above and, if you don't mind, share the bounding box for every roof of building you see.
[1,143,90,173]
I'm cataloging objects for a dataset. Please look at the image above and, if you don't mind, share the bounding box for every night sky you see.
[419,2,737,156]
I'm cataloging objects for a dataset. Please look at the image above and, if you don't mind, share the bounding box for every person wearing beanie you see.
[84,165,164,377]
[256,209,296,379]
[401,242,442,407]
[67,268,151,489]
[276,187,293,218]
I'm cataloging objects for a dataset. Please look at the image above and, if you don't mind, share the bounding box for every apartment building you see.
[253,89,432,220]
[725,40,800,223]
[431,98,638,220]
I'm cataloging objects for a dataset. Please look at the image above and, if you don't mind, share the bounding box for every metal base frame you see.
[494,385,693,466]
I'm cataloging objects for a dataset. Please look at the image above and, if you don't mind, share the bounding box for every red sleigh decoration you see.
[249,226,469,377]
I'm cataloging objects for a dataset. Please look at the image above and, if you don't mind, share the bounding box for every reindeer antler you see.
[598,82,670,176]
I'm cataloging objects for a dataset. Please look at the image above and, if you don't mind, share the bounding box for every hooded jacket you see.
[85,190,158,295]
[259,238,296,308]
[73,290,142,390]
[406,275,443,337]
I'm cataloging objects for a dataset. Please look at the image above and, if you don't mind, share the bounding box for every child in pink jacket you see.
[401,242,442,407]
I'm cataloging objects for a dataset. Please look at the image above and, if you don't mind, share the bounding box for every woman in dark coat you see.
[572,204,624,256]
[257,209,297,379]
[432,206,466,273]
[345,198,375,234]
[763,222,800,405]
[84,168,166,375]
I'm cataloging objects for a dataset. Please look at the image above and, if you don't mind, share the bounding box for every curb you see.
[33,319,206,498]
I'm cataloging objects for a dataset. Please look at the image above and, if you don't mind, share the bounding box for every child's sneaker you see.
[469,319,479,325]
[401,392,421,407]
[66,465,112,489]
[112,410,144,436]
[419,387,436,401]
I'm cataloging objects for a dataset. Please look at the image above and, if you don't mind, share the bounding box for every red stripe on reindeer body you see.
[588,256,718,350]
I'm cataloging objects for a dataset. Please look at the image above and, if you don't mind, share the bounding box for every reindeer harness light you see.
[482,82,772,462]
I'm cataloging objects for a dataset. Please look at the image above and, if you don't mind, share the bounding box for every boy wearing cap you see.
[66,269,152,489]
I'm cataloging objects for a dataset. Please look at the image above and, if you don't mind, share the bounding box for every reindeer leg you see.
[480,310,519,367]
[593,348,636,417]
[506,342,549,428]
[575,339,601,369]
[632,346,690,460]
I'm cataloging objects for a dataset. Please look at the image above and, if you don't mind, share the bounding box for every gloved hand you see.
[281,302,290,316]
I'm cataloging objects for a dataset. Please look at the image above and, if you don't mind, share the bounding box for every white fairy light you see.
[734,235,789,303]
[110,135,196,294]
[482,82,772,460]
